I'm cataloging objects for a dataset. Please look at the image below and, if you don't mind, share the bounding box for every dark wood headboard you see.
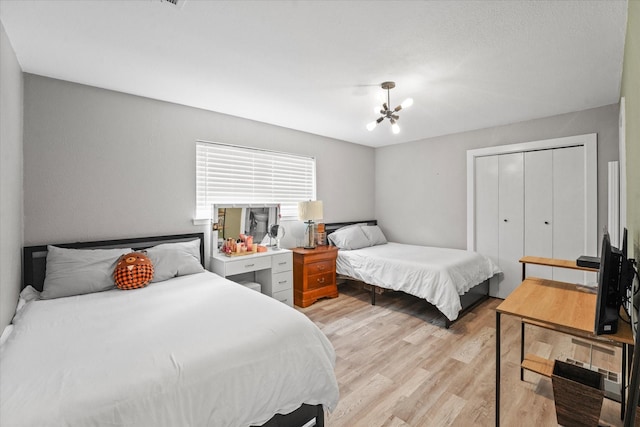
[324,220,377,236]
[23,233,205,292]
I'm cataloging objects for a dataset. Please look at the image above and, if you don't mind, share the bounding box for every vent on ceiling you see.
[160,0,186,8]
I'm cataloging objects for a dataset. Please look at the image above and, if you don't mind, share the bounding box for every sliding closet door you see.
[475,156,499,295]
[524,150,554,280]
[496,153,524,299]
[552,145,586,284]
[469,134,597,299]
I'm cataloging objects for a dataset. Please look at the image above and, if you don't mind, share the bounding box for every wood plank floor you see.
[298,283,625,427]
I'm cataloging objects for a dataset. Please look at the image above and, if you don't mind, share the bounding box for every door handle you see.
[544,221,550,225]
[503,219,508,222]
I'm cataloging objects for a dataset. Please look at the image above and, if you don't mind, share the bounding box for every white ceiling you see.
[0,0,628,147]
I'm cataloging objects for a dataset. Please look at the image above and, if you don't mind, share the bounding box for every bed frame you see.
[22,232,324,427]
[325,221,490,328]
[23,233,206,291]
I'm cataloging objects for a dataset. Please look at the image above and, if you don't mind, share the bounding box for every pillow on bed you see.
[41,246,132,299]
[328,225,370,250]
[361,225,387,246]
[145,239,204,283]
[114,252,154,290]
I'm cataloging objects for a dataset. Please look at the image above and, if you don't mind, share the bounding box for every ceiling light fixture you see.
[366,81,413,134]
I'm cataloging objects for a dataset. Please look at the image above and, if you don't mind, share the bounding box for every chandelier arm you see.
[387,87,391,113]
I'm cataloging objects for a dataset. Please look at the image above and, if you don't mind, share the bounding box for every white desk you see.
[210,249,293,306]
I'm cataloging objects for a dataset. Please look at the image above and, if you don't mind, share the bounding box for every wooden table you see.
[520,255,599,281]
[518,256,601,379]
[495,276,633,426]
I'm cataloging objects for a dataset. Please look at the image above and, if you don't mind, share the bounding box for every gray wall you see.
[375,104,619,249]
[0,22,24,331]
[23,75,375,254]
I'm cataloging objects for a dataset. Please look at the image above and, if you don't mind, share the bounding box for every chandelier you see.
[366,81,413,134]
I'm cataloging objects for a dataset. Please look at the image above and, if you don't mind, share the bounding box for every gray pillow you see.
[362,225,387,246]
[328,225,370,250]
[42,246,132,299]
[146,239,204,282]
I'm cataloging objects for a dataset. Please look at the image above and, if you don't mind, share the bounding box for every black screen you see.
[595,232,622,335]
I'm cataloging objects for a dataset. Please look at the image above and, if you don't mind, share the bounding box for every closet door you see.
[496,153,524,299]
[524,150,553,279]
[552,145,586,284]
[475,156,499,295]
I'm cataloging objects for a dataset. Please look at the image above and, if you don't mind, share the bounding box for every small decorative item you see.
[114,252,154,290]
[267,224,286,249]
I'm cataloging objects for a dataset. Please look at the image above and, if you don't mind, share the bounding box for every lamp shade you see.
[298,200,323,221]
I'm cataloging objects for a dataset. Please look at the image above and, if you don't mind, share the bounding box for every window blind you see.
[195,141,316,220]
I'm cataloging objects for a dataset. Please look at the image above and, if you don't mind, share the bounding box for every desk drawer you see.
[272,271,292,293]
[308,272,335,290]
[308,260,333,275]
[225,256,271,276]
[273,289,293,306]
[272,252,292,273]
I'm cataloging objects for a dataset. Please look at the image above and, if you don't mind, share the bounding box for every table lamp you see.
[298,200,323,249]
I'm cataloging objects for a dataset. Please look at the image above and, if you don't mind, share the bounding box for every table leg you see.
[496,312,501,427]
[520,322,525,381]
[522,263,526,281]
[622,343,627,420]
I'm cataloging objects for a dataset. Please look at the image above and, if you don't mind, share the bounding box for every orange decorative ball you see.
[114,252,154,290]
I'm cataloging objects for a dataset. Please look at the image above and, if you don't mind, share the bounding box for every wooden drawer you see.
[272,252,292,273]
[292,246,339,307]
[272,271,292,293]
[308,260,333,275]
[224,256,271,276]
[307,271,335,290]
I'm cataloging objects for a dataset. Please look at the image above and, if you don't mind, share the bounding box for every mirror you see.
[212,204,280,249]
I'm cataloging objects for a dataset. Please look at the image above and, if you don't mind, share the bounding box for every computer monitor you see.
[595,232,624,335]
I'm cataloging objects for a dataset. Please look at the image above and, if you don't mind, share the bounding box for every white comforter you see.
[336,242,501,321]
[0,272,339,427]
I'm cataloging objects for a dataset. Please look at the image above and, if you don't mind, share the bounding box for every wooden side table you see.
[292,246,339,307]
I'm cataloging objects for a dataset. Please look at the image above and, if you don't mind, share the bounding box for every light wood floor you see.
[298,283,625,427]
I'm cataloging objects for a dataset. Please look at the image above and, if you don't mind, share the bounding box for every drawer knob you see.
[278,280,287,284]
[278,262,287,265]
[318,265,325,270]
[317,277,325,283]
[245,263,254,268]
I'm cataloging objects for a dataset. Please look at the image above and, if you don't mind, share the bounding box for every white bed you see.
[337,242,500,321]
[1,235,338,427]
[327,222,500,324]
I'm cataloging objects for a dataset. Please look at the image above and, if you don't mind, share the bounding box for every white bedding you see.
[0,271,339,427]
[336,242,501,321]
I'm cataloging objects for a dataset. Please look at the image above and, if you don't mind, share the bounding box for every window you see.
[195,141,316,220]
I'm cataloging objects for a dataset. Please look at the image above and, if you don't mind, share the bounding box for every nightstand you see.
[292,246,339,307]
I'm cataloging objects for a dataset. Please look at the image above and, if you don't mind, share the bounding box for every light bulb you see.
[366,121,378,131]
[401,98,414,109]
[391,123,400,134]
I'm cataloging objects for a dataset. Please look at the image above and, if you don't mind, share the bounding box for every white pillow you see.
[42,246,132,299]
[328,225,370,250]
[146,239,204,282]
[361,225,387,246]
